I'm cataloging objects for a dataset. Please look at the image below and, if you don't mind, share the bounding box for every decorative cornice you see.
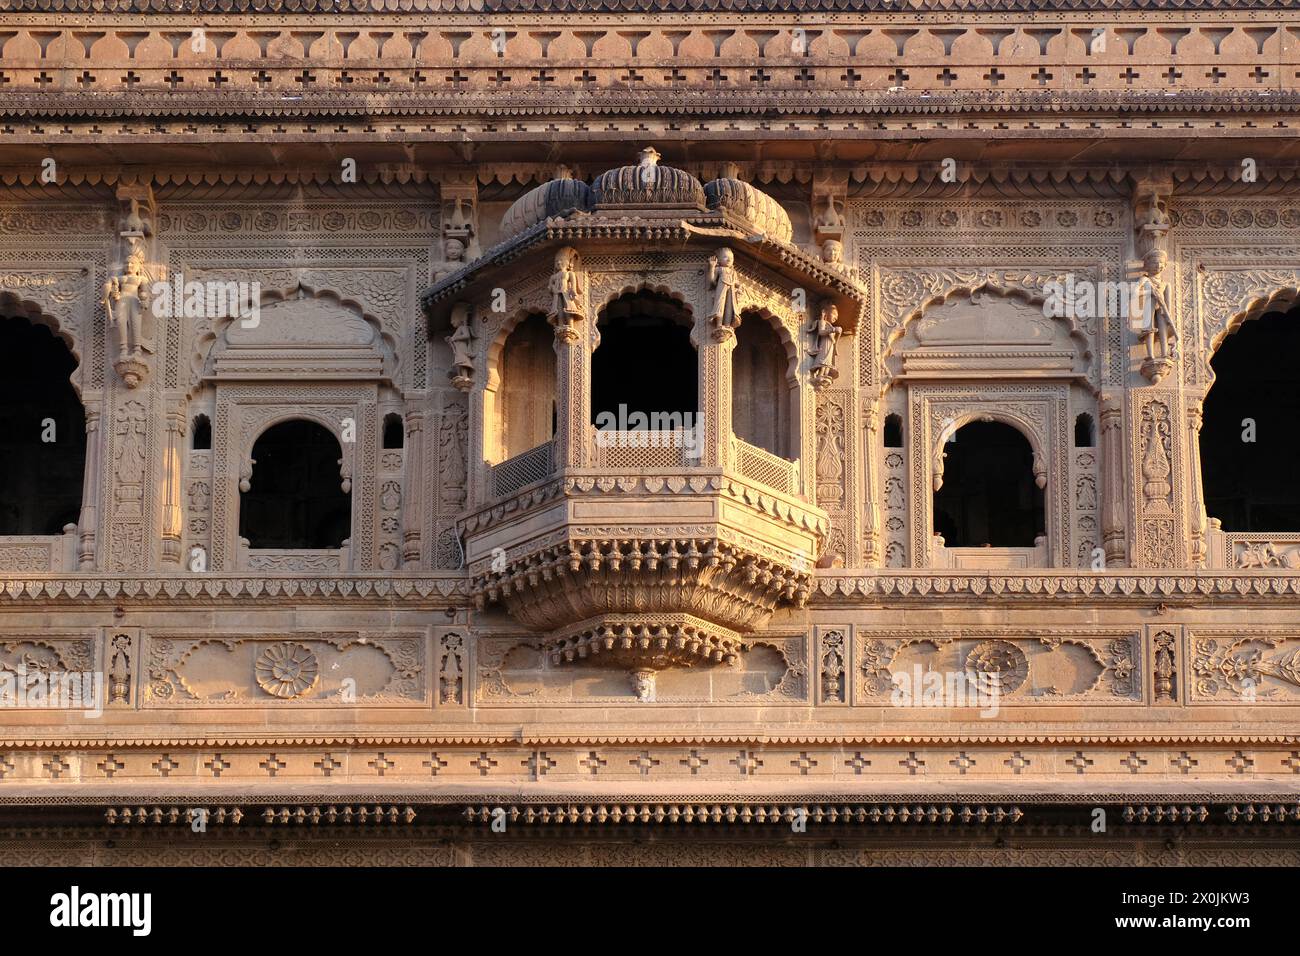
[0,574,468,604]
[0,0,1290,13]
[465,803,1025,825]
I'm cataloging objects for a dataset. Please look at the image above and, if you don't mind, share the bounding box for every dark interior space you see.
[591,291,697,427]
[933,420,1044,547]
[239,420,351,549]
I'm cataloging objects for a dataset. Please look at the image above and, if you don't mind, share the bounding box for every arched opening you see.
[1073,413,1095,447]
[497,313,556,460]
[382,413,404,450]
[191,414,212,451]
[239,420,350,549]
[933,420,1044,547]
[592,291,696,429]
[1202,307,1300,531]
[884,413,904,448]
[731,312,791,458]
[0,316,85,535]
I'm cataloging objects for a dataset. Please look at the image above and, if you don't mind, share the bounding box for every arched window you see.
[731,312,791,458]
[191,414,212,451]
[933,420,1044,547]
[497,314,556,459]
[1073,413,1095,447]
[382,413,404,450]
[592,291,696,429]
[0,316,85,535]
[1201,307,1300,531]
[884,413,904,448]
[239,420,350,549]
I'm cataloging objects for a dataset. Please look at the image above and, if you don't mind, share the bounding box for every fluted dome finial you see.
[638,147,662,169]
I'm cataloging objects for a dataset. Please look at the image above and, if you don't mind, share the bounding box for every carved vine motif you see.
[819,629,846,704]
[144,633,424,706]
[1139,400,1173,514]
[857,631,1142,704]
[439,633,465,706]
[815,399,845,506]
[1192,634,1300,703]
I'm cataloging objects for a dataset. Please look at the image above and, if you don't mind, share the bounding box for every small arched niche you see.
[0,315,86,535]
[732,311,793,460]
[496,313,556,461]
[933,420,1045,548]
[592,290,697,430]
[239,420,351,549]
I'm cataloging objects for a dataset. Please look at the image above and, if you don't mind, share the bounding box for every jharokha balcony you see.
[423,148,862,682]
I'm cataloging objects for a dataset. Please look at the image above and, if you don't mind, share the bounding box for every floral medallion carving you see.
[255,642,320,699]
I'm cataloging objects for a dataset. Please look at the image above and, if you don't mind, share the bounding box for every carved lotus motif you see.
[966,640,1029,695]
[255,642,320,699]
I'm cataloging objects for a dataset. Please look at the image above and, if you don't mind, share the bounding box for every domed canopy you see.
[591,147,706,208]
[499,172,594,240]
[703,165,793,244]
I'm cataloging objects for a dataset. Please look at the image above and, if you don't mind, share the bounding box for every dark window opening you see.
[1073,413,1095,447]
[1202,307,1300,531]
[884,413,904,448]
[732,313,790,458]
[382,413,404,449]
[933,420,1044,547]
[592,291,696,428]
[239,420,351,549]
[0,316,86,535]
[498,313,556,459]
[191,414,212,451]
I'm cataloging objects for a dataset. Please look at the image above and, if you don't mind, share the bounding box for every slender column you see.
[861,398,882,567]
[696,328,735,469]
[1100,390,1128,566]
[1185,398,1207,568]
[552,322,590,470]
[402,408,425,565]
[77,407,102,570]
[160,409,184,566]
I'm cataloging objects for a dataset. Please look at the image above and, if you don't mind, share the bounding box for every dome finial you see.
[638,146,662,168]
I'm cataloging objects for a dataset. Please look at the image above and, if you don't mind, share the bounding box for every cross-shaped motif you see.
[0,755,13,779]
[750,68,771,86]
[664,67,686,87]
[259,754,286,777]
[889,68,909,85]
[1227,750,1254,774]
[630,752,660,776]
[1121,751,1148,774]
[983,68,1005,87]
[527,752,557,778]
[794,67,815,86]
[423,753,448,776]
[1171,752,1198,774]
[208,70,229,88]
[409,70,427,86]
[488,69,511,88]
[899,752,924,775]
[1004,752,1031,774]
[369,752,394,776]
[315,754,342,777]
[1121,67,1140,85]
[34,72,53,88]
[1076,67,1096,85]
[1067,751,1094,774]
[152,754,179,777]
[205,754,231,778]
[1033,67,1053,86]
[165,70,183,90]
[471,752,498,776]
[1285,752,1300,775]
[680,750,709,774]
[445,70,469,88]
[732,751,763,776]
[841,68,862,87]
[580,751,607,776]
[708,68,728,88]
[77,70,95,88]
[791,752,818,775]
[252,70,272,88]
[1165,67,1183,84]
[295,69,316,87]
[97,754,125,778]
[619,69,642,86]
[1252,66,1270,84]
[846,753,871,774]
[936,68,957,87]
[949,752,976,774]
[1206,67,1227,84]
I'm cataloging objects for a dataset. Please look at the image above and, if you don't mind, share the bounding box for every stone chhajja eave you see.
[423,215,865,321]
[4,571,1300,605]
[9,90,1300,121]
[0,0,1291,13]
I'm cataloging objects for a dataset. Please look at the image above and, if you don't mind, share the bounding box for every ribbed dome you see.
[704,167,793,244]
[499,173,594,239]
[592,147,706,208]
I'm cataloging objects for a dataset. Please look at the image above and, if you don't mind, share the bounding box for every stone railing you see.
[731,437,799,496]
[1207,524,1300,570]
[490,439,556,498]
[238,540,349,572]
[591,428,697,470]
[0,529,80,573]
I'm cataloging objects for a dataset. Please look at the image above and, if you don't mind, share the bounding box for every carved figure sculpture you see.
[707,247,740,337]
[809,302,841,388]
[548,246,586,340]
[1134,249,1177,383]
[447,302,474,390]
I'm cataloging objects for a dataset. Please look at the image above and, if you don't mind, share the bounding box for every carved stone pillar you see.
[402,408,425,565]
[1185,398,1208,568]
[553,320,591,470]
[468,379,490,509]
[695,323,734,470]
[77,407,102,570]
[1100,391,1128,567]
[861,398,883,567]
[160,409,185,566]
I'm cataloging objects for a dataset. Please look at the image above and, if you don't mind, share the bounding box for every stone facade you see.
[1,0,1300,865]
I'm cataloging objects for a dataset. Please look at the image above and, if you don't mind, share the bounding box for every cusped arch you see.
[882,280,1094,395]
[484,305,549,392]
[191,282,396,391]
[931,410,1047,492]
[738,305,800,385]
[0,291,82,395]
[1205,285,1300,388]
[595,282,694,323]
[239,412,352,494]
